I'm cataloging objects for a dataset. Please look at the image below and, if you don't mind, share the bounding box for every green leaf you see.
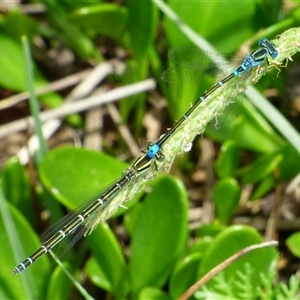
[1,10,38,42]
[278,144,300,180]
[39,147,133,298]
[164,1,256,52]
[196,224,224,238]
[46,263,72,300]
[39,146,128,210]
[120,0,158,126]
[127,0,158,64]
[213,178,241,224]
[0,193,51,299]
[42,1,96,59]
[70,4,128,42]
[215,140,239,178]
[250,174,275,200]
[189,237,213,255]
[139,287,171,300]
[169,253,202,300]
[286,232,300,258]
[0,33,67,109]
[87,223,127,299]
[1,157,33,223]
[199,225,277,290]
[85,257,112,292]
[237,100,285,153]
[130,175,188,297]
[0,33,43,91]
[124,201,143,237]
[207,100,285,153]
[57,0,99,10]
[241,153,282,184]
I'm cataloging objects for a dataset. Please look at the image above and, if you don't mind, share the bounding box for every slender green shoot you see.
[22,35,48,163]
[0,185,35,298]
[49,250,95,300]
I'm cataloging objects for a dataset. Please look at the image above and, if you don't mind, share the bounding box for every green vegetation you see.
[0,1,300,299]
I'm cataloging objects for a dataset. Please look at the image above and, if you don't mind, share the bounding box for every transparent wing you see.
[167,47,230,67]
[209,68,252,130]
[52,224,86,258]
[162,67,212,84]
[162,47,253,129]
[41,179,122,258]
[209,94,244,131]
[162,47,234,84]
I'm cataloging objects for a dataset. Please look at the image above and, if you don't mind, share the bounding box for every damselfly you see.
[13,148,163,275]
[146,38,278,158]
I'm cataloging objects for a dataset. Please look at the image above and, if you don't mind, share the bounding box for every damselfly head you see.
[258,38,279,59]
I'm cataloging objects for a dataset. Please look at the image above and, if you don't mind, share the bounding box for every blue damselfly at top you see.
[145,38,278,159]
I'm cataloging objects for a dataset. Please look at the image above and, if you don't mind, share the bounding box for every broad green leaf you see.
[46,263,72,300]
[1,10,38,42]
[169,253,202,300]
[139,287,171,300]
[120,0,158,126]
[124,201,143,237]
[286,232,300,258]
[207,100,284,153]
[189,237,213,255]
[130,175,188,297]
[278,144,300,180]
[0,197,50,299]
[42,1,96,59]
[39,147,131,298]
[198,225,277,290]
[196,224,224,238]
[57,0,99,10]
[85,257,112,292]
[39,146,128,210]
[0,33,44,91]
[70,4,128,42]
[127,0,158,65]
[250,174,275,200]
[87,223,127,299]
[254,1,283,27]
[215,140,239,178]
[1,157,33,223]
[0,33,69,109]
[164,1,256,52]
[238,99,285,153]
[241,153,282,184]
[213,178,241,224]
